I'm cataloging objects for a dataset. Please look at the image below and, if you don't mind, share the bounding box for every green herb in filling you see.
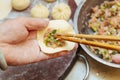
[45,29,65,48]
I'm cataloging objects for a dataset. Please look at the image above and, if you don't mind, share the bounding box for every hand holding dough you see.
[12,0,30,11]
[37,20,75,54]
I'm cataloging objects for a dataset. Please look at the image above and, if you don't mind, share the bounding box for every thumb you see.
[23,17,49,30]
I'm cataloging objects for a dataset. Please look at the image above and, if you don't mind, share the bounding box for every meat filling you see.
[44,29,66,48]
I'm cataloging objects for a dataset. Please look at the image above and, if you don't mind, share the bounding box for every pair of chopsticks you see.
[55,34,120,52]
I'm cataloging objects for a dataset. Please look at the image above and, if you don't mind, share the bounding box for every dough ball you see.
[11,0,30,11]
[0,0,12,20]
[31,4,49,18]
[52,3,71,21]
[44,0,56,3]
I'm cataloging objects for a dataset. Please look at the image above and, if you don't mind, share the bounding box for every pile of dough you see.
[52,3,71,21]
[44,0,56,3]
[37,20,75,54]
[0,0,12,20]
[11,0,30,11]
[31,4,49,18]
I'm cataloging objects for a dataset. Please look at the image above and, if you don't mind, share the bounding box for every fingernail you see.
[43,19,49,27]
[0,52,8,70]
[44,18,49,22]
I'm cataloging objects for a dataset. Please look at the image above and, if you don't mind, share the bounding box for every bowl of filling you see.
[74,0,120,68]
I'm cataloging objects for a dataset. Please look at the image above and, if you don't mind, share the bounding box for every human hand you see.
[0,17,77,66]
[112,54,120,64]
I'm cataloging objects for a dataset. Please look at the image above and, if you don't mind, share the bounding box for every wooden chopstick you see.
[57,34,120,41]
[55,35,120,52]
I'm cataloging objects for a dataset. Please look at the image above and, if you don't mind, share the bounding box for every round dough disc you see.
[37,20,75,54]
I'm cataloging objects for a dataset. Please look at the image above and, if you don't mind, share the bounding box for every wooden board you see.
[0,0,78,80]
[0,50,77,80]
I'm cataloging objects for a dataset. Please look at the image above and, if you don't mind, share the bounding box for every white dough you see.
[31,4,49,18]
[52,3,71,21]
[12,0,30,11]
[37,20,75,54]
[44,0,56,3]
[0,0,12,20]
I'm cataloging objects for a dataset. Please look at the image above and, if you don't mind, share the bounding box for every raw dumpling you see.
[44,0,56,3]
[52,3,71,21]
[11,0,30,11]
[37,20,75,54]
[31,4,49,18]
[0,0,12,20]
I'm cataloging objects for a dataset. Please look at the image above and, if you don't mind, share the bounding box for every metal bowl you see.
[74,0,120,68]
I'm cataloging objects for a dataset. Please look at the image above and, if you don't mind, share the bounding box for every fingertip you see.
[44,18,49,22]
[24,17,49,30]
[112,54,120,63]
[41,18,49,28]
